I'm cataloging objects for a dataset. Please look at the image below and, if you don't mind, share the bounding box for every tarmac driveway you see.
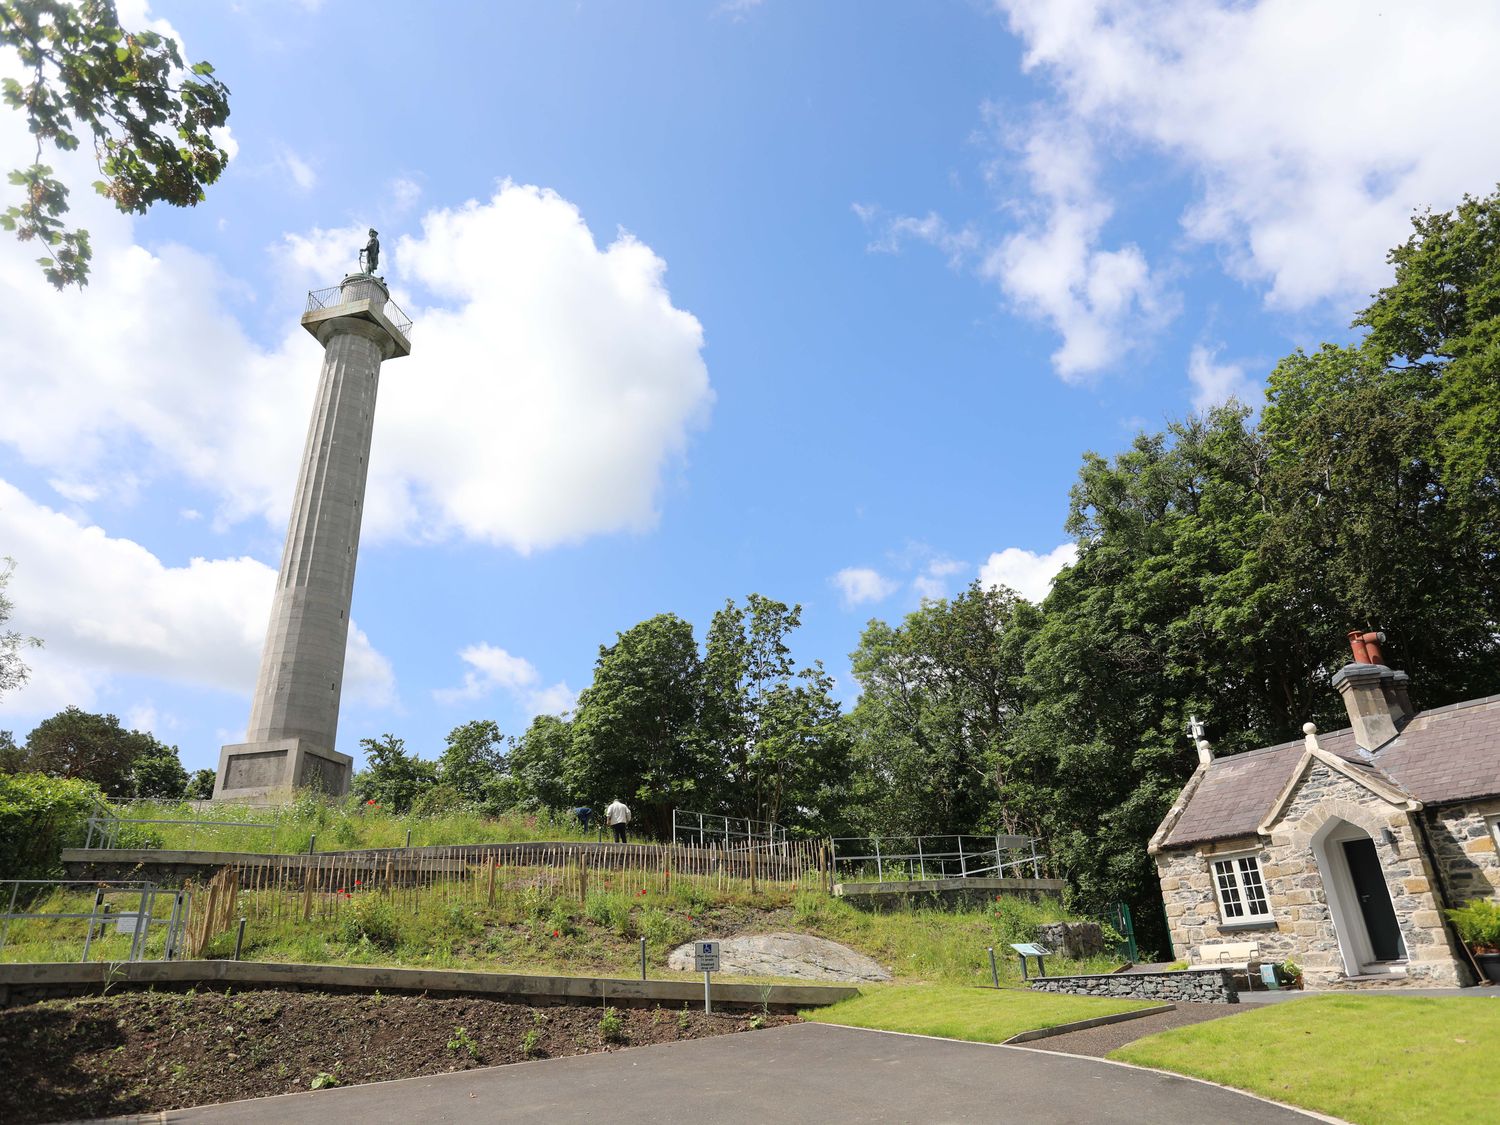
[142,1022,1320,1124]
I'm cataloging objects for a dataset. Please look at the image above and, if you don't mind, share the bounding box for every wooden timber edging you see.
[0,960,860,1012]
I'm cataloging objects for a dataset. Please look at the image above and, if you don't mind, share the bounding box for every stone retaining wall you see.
[1029,968,1238,1004]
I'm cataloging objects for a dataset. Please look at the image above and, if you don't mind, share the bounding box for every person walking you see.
[605,797,631,843]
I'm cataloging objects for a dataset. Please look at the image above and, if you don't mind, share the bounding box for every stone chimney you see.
[1385,669,1414,725]
[1332,629,1406,752]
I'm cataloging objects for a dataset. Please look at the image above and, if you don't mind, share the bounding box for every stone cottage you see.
[1150,632,1500,988]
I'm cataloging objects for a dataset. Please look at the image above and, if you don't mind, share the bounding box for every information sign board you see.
[694,940,721,972]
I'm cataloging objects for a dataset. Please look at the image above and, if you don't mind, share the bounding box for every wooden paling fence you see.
[190,839,832,942]
[185,866,240,957]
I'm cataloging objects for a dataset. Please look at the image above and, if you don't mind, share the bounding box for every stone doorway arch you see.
[1311,816,1407,977]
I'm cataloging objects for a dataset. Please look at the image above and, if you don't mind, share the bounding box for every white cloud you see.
[391,177,423,212]
[912,557,967,601]
[1187,345,1259,412]
[978,542,1077,603]
[275,146,317,192]
[997,0,1500,311]
[832,567,900,608]
[0,480,394,719]
[434,642,575,717]
[0,127,712,551]
[855,205,979,268]
[716,0,765,20]
[980,120,1167,380]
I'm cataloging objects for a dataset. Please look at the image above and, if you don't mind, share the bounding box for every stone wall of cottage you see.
[1157,758,1469,988]
[1424,800,1500,906]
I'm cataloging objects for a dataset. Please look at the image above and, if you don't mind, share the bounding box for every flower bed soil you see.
[0,988,796,1123]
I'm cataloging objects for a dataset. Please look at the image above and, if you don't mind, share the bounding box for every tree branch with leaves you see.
[0,0,230,287]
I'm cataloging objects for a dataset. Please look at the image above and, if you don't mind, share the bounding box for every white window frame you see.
[1209,852,1273,925]
[1489,816,1500,855]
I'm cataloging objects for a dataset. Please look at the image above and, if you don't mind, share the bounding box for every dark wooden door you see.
[1342,838,1403,962]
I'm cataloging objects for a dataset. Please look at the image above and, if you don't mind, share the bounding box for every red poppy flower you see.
[354,880,362,886]
[552,930,559,937]
[338,887,346,894]
[366,800,378,806]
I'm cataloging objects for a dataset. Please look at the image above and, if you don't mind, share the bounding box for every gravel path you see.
[1024,1002,1244,1057]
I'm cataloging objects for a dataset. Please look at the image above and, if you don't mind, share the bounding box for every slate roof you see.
[1158,692,1500,850]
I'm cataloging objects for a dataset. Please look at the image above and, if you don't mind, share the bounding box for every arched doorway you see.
[1311,817,1407,976]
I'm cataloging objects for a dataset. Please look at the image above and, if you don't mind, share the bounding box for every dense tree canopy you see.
[701,595,847,833]
[351,734,436,813]
[846,583,1035,837]
[9,705,173,797]
[566,613,710,837]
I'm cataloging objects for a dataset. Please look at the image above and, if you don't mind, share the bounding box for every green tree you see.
[351,734,436,813]
[128,737,186,798]
[846,582,1036,837]
[508,713,573,812]
[0,0,231,287]
[1,557,41,700]
[1355,186,1500,514]
[19,705,157,796]
[184,767,215,800]
[567,613,708,837]
[0,729,21,773]
[438,719,506,804]
[702,594,847,831]
[1261,344,1497,706]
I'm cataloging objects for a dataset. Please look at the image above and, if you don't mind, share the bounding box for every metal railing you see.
[829,834,1044,883]
[83,813,275,850]
[306,283,413,344]
[0,880,192,963]
[671,809,788,849]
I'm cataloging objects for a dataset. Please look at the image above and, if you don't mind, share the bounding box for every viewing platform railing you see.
[306,282,413,344]
[829,833,1044,884]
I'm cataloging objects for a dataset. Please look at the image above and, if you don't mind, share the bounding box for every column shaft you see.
[246,322,383,751]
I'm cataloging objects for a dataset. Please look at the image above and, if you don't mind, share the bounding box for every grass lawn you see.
[1112,994,1500,1124]
[804,983,1155,1043]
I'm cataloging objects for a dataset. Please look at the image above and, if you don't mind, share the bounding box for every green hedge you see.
[0,773,103,882]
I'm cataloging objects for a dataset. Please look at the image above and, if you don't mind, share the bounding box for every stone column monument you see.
[214,262,412,800]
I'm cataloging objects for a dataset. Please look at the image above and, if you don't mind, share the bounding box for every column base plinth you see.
[214,738,353,801]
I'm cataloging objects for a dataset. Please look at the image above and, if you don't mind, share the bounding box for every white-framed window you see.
[1210,854,1272,923]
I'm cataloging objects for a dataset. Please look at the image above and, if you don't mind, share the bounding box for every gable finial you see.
[1303,721,1321,752]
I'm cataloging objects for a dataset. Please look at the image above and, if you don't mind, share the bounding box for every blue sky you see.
[3,0,1497,774]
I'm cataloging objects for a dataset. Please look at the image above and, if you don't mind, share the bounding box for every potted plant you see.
[1446,899,1500,985]
[1277,960,1304,989]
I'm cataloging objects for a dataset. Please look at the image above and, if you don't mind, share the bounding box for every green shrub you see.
[1447,899,1500,950]
[599,1006,625,1043]
[338,894,402,950]
[639,907,690,949]
[443,902,480,937]
[520,1028,542,1058]
[584,890,634,936]
[447,1025,480,1059]
[0,773,103,880]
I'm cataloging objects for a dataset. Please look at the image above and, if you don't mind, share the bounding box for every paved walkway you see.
[138,1023,1319,1124]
